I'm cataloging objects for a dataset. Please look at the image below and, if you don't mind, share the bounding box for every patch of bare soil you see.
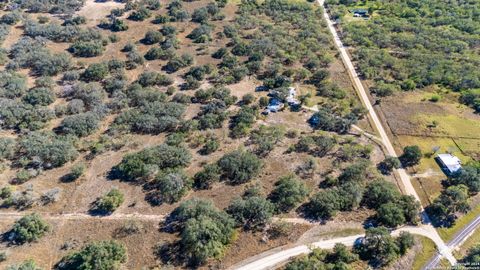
[1,25,23,52]
[0,218,167,270]
[296,221,364,244]
[332,208,375,225]
[228,77,262,98]
[212,224,312,269]
[77,0,124,23]
[261,109,313,133]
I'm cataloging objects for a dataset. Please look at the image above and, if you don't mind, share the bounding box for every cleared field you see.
[0,218,166,269]
[381,91,480,139]
[413,114,480,139]
[454,138,480,160]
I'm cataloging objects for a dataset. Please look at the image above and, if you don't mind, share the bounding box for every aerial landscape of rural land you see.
[0,0,479,269]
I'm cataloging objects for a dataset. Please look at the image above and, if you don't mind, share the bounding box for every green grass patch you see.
[318,228,365,239]
[412,236,437,270]
[342,0,382,9]
[398,136,470,173]
[437,203,480,242]
[300,85,327,107]
[453,228,480,260]
[398,135,472,206]
[413,114,480,139]
[439,258,451,268]
[454,138,480,158]
[411,176,441,207]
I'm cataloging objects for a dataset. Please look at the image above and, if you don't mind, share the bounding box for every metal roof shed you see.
[436,154,462,175]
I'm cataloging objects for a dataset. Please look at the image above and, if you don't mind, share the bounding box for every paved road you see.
[423,215,480,269]
[317,0,456,265]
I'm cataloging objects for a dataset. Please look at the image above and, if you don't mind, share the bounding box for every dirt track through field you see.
[0,212,327,224]
[0,212,166,221]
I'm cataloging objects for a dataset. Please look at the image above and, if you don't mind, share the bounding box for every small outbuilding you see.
[352,9,369,18]
[436,154,462,175]
[266,98,284,112]
[263,87,299,114]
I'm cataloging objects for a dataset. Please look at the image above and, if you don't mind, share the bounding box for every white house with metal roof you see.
[436,153,462,175]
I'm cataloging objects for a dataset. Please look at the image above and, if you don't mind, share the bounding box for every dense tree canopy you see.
[286,244,358,270]
[16,0,86,13]
[114,101,185,134]
[152,170,192,203]
[59,112,100,137]
[378,156,401,175]
[166,198,235,265]
[362,180,400,209]
[194,163,221,190]
[217,149,262,184]
[180,214,234,265]
[56,241,127,270]
[115,143,191,181]
[18,131,78,169]
[449,165,480,193]
[9,213,50,244]
[328,0,480,110]
[354,227,413,267]
[400,145,422,167]
[0,71,27,98]
[462,244,480,265]
[269,175,309,213]
[94,188,125,214]
[227,195,275,230]
[428,184,470,226]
